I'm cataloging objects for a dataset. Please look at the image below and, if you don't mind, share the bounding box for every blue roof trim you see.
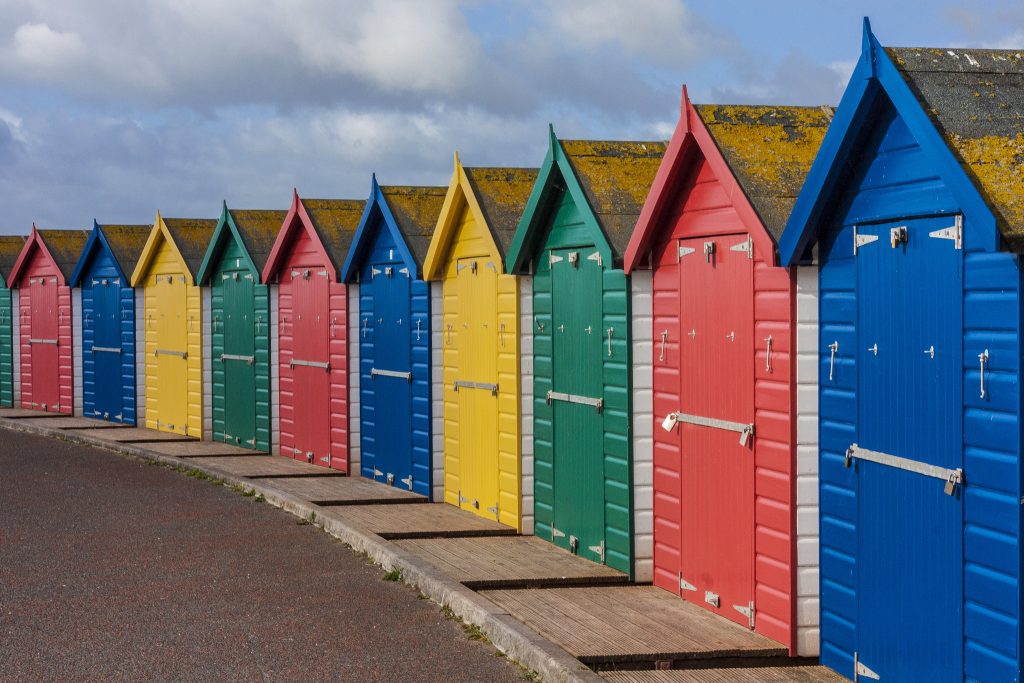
[778,18,998,265]
[340,174,419,282]
[70,221,126,286]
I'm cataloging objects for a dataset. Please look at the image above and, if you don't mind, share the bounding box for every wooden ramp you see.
[0,408,65,419]
[74,427,194,443]
[396,536,628,589]
[480,586,788,668]
[146,441,262,457]
[185,455,344,478]
[259,476,425,506]
[23,416,129,430]
[601,667,846,682]
[323,503,517,539]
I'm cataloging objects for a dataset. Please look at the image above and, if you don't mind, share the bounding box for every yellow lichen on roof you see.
[464,167,540,248]
[381,186,448,238]
[946,131,1024,240]
[560,140,666,212]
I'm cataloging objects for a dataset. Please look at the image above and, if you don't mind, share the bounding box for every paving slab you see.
[23,416,129,430]
[396,536,628,589]
[186,455,345,478]
[481,586,788,667]
[324,503,518,539]
[73,427,195,443]
[601,668,845,682]
[258,475,425,505]
[0,408,63,419]
[145,441,263,457]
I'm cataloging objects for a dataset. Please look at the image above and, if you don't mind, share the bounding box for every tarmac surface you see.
[0,431,525,682]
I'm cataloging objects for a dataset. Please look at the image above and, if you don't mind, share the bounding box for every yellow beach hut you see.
[130,212,216,436]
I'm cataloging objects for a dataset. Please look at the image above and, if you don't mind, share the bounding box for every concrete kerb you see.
[0,418,603,683]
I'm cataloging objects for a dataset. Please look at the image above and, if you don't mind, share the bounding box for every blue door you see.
[92,277,124,421]
[853,215,963,681]
[369,262,414,489]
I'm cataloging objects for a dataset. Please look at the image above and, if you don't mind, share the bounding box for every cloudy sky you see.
[0,0,1021,233]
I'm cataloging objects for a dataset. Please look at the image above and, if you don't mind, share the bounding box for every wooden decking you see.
[323,503,517,539]
[480,586,788,667]
[395,536,627,589]
[259,475,425,505]
[74,427,195,443]
[601,667,846,682]
[145,441,261,457]
[25,416,129,429]
[184,455,344,478]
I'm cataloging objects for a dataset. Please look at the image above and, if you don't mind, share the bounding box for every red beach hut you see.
[9,226,91,414]
[262,191,362,471]
[623,89,832,654]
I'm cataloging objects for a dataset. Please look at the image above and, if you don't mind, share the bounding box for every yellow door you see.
[154,272,189,434]
[454,256,500,518]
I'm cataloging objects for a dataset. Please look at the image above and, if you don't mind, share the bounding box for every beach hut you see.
[69,223,149,424]
[777,21,1024,681]
[262,192,361,471]
[340,178,447,497]
[0,236,26,407]
[196,204,285,452]
[505,130,664,576]
[623,91,831,652]
[130,213,216,436]
[8,227,90,414]
[423,157,537,530]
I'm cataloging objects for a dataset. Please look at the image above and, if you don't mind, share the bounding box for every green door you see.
[222,271,257,446]
[549,246,605,559]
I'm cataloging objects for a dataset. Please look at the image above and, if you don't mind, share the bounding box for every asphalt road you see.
[0,430,525,682]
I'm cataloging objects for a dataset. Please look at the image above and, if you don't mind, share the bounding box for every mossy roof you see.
[302,199,364,271]
[559,140,667,258]
[379,186,448,268]
[228,209,288,272]
[886,46,1024,250]
[463,167,539,256]
[97,225,152,276]
[695,104,834,241]
[38,229,91,280]
[162,218,218,277]
[0,235,26,285]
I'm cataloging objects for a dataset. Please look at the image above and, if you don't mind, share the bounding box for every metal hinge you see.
[246,438,256,446]
[853,226,879,254]
[705,591,720,607]
[586,251,602,267]
[587,540,605,562]
[320,453,331,465]
[854,652,880,681]
[549,252,564,267]
[373,468,384,479]
[400,475,413,490]
[929,215,963,250]
[730,236,753,259]
[733,601,755,629]
[677,245,695,261]
[678,573,696,592]
[551,527,566,539]
[399,267,410,276]
[456,261,477,274]
[458,492,469,504]
[486,504,499,516]
[371,267,382,277]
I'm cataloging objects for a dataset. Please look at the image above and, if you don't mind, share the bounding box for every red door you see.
[673,234,755,628]
[30,276,60,411]
[289,266,331,467]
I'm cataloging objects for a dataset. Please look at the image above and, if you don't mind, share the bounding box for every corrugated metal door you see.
[154,273,188,433]
[91,277,123,420]
[370,262,414,487]
[290,266,330,465]
[222,271,256,446]
[853,217,963,681]
[675,234,754,628]
[550,246,605,559]
[455,256,500,516]
[30,276,59,411]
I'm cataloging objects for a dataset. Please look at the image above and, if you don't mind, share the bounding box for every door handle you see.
[764,335,772,372]
[828,341,838,381]
[659,330,668,362]
[979,349,989,398]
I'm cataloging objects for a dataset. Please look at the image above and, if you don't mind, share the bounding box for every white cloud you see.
[10,22,84,72]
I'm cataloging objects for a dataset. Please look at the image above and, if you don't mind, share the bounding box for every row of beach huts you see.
[2,24,1022,682]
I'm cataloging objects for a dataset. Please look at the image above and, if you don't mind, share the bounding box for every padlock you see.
[661,413,678,432]
[944,472,958,496]
[844,447,853,468]
[739,425,753,447]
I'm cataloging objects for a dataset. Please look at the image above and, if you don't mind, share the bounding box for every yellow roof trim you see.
[129,211,191,287]
[423,154,502,280]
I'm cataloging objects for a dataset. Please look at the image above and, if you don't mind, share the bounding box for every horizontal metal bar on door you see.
[846,444,964,492]
[29,338,58,345]
[453,380,498,395]
[290,358,330,370]
[668,411,754,445]
[220,353,255,365]
[371,368,412,381]
[546,390,603,413]
[154,349,188,358]
[92,346,121,354]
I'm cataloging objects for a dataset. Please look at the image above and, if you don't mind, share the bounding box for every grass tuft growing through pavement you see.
[382,568,402,582]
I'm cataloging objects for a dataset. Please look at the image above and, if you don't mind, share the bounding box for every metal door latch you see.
[386,473,395,486]
[703,241,715,262]
[705,591,720,608]
[828,341,839,381]
[890,225,908,248]
[569,535,579,553]
[979,349,990,398]
[567,252,578,267]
